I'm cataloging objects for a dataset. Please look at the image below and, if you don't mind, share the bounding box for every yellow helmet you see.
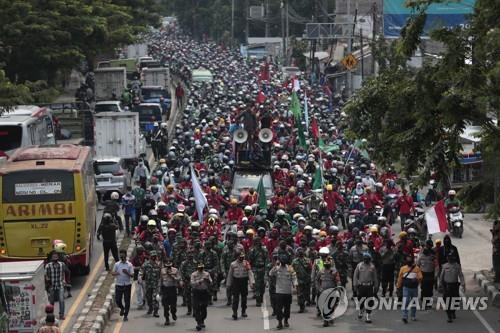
[326,184,333,191]
[230,198,238,205]
[54,242,67,253]
[370,226,378,233]
[167,184,174,190]
[399,231,408,239]
[159,158,166,164]
[210,186,217,192]
[246,229,255,235]
[435,239,442,245]
[148,220,157,227]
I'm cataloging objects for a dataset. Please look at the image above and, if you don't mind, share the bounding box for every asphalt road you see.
[103,214,500,333]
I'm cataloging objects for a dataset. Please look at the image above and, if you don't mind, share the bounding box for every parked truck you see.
[94,67,127,101]
[142,67,170,87]
[94,112,146,161]
[126,43,148,59]
[0,261,48,333]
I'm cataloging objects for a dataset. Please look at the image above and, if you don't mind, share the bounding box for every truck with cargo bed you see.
[94,67,127,101]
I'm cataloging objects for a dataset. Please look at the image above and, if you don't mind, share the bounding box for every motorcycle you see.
[448,207,464,238]
[384,194,398,225]
[413,202,427,241]
[347,210,364,230]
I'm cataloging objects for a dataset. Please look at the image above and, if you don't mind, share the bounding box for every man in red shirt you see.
[206,186,229,211]
[323,184,345,218]
[360,187,382,211]
[396,188,414,230]
[285,187,302,213]
[241,188,258,206]
[226,198,244,223]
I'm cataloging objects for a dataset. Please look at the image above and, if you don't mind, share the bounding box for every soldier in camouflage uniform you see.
[221,236,238,305]
[180,250,197,315]
[141,250,161,317]
[192,240,203,263]
[247,236,268,306]
[199,239,219,304]
[332,241,349,288]
[172,237,188,305]
[292,247,312,312]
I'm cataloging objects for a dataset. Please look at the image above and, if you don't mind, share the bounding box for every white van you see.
[0,105,56,157]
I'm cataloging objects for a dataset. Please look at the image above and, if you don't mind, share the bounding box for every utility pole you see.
[346,0,352,97]
[245,0,249,45]
[371,1,377,74]
[231,0,235,46]
[265,0,270,37]
[281,0,286,65]
[360,28,364,81]
[286,0,289,61]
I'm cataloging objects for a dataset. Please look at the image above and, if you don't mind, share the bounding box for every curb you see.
[473,271,500,307]
[71,232,125,333]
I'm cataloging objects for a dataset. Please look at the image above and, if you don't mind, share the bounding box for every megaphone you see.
[233,129,248,143]
[258,128,273,143]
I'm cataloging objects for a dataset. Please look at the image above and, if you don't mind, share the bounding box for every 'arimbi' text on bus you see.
[5,203,73,218]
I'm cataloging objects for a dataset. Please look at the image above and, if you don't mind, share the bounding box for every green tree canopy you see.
[345,0,500,216]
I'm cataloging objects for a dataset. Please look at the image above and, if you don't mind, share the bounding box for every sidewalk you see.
[474,270,500,307]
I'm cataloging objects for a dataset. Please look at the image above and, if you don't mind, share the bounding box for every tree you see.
[345,0,500,216]
[0,0,160,111]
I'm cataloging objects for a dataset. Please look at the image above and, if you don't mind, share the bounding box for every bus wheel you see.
[80,264,91,275]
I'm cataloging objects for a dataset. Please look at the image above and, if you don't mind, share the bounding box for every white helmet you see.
[161,122,168,129]
[377,216,387,222]
[209,208,218,216]
[110,192,119,200]
[448,190,456,196]
[319,247,330,255]
[408,227,417,234]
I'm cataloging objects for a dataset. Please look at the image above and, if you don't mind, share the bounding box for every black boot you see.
[298,305,305,313]
[284,319,289,328]
[232,311,238,320]
[164,318,170,326]
[277,320,283,330]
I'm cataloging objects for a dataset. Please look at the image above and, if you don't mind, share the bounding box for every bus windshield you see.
[2,170,75,203]
[0,126,22,151]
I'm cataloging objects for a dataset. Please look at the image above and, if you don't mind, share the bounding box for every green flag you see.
[318,138,340,153]
[297,120,307,149]
[290,91,301,120]
[313,166,323,190]
[257,176,267,210]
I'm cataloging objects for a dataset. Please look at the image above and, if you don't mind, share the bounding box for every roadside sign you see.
[341,54,358,70]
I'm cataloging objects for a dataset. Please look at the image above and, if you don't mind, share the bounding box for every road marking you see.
[60,254,104,332]
[261,296,270,330]
[459,291,496,333]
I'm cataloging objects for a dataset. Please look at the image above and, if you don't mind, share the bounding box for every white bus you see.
[0,106,56,157]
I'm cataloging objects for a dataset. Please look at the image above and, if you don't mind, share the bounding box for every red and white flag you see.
[425,200,448,234]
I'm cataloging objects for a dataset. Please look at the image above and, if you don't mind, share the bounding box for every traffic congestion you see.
[0,13,499,333]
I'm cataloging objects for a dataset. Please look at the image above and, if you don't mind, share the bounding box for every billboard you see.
[383,0,475,38]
